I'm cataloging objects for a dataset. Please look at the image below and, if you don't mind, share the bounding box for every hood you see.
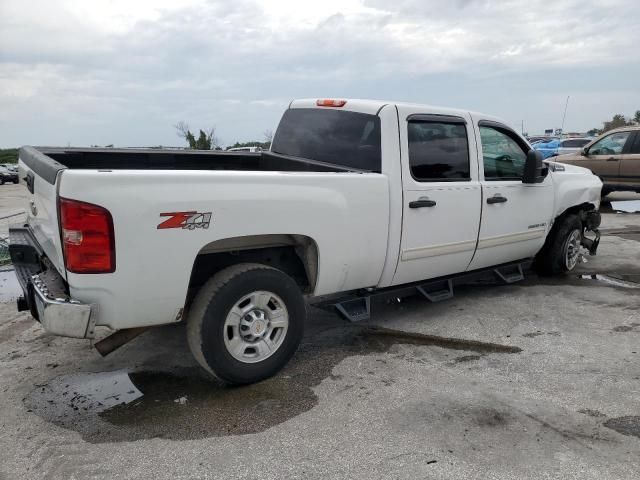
[545,160,593,175]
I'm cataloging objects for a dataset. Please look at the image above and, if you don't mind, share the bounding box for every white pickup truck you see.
[10,98,602,384]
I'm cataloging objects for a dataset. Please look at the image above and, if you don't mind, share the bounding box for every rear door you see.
[468,119,554,271]
[392,108,481,286]
[619,131,640,187]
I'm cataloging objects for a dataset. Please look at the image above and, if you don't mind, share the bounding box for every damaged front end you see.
[579,209,601,255]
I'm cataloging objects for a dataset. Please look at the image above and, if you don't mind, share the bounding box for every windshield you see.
[271,108,381,172]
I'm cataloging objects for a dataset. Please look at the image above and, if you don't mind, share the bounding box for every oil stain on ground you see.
[25,324,521,443]
[603,416,640,439]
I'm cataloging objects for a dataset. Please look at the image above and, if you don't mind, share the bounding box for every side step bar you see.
[329,259,531,323]
[417,279,454,302]
[335,297,371,323]
[493,264,524,284]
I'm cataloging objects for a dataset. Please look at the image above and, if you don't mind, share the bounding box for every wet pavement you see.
[25,325,523,443]
[0,270,22,303]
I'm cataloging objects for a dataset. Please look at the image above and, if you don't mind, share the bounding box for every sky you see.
[1,0,639,148]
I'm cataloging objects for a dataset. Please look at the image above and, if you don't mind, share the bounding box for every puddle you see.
[577,274,640,289]
[0,269,22,302]
[604,416,640,439]
[610,200,640,213]
[25,325,521,443]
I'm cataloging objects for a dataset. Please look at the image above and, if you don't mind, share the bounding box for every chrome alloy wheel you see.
[223,290,289,363]
[563,229,582,271]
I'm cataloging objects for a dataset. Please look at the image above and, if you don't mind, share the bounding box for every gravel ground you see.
[0,184,639,480]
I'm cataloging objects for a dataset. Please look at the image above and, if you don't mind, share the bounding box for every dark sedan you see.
[0,165,19,184]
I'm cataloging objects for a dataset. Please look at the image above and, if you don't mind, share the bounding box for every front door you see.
[392,108,481,286]
[468,119,554,271]
[582,130,634,182]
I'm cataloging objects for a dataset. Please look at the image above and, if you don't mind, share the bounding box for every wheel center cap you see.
[252,319,267,336]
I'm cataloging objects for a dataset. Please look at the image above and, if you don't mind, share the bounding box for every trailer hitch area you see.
[580,210,602,256]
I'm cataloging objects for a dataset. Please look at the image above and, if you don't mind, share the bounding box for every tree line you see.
[587,110,640,136]
[174,122,272,150]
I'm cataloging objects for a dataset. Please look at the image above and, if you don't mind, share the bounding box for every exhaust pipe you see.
[94,327,149,357]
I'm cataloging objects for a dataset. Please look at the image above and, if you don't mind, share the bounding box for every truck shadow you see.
[25,305,522,443]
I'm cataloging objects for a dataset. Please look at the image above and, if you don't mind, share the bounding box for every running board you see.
[335,297,371,322]
[493,264,524,284]
[416,279,454,302]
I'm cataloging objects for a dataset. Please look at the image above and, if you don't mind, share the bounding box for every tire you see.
[535,214,583,275]
[12,179,18,184]
[0,178,4,185]
[186,263,306,385]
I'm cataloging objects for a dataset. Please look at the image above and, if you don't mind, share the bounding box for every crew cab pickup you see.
[10,98,602,384]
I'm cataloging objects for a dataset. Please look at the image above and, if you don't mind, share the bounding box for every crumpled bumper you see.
[580,210,601,255]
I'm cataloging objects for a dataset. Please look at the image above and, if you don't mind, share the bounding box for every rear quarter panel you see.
[59,170,390,329]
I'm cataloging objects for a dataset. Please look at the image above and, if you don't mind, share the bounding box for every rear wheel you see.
[535,214,583,275]
[186,263,305,385]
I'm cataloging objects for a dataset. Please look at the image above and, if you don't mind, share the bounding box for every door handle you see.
[409,199,437,208]
[606,157,618,162]
[487,195,508,204]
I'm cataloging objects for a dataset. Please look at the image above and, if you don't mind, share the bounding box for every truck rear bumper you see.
[9,226,95,339]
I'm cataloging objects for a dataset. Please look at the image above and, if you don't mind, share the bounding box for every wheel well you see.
[186,235,318,306]
[554,202,596,226]
[538,202,596,257]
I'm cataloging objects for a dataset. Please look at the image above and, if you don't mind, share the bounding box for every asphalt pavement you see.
[0,184,639,479]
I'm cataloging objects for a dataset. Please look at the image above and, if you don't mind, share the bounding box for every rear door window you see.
[628,132,640,154]
[271,108,381,172]
[407,121,470,181]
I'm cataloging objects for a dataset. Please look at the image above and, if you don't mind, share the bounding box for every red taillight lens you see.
[59,197,115,273]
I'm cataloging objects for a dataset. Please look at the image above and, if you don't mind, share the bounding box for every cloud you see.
[1,0,639,146]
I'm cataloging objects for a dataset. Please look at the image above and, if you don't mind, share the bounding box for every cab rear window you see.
[271,108,381,172]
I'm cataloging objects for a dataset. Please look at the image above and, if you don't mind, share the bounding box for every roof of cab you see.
[289,98,485,121]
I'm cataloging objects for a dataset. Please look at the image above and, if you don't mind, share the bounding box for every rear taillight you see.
[59,197,115,273]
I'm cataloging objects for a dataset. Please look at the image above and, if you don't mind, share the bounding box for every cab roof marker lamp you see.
[316,99,347,107]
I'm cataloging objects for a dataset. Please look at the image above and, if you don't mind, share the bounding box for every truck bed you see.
[20,147,362,185]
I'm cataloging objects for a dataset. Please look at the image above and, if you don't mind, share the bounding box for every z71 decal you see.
[158,211,212,230]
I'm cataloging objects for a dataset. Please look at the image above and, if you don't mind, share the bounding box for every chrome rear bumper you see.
[9,226,95,339]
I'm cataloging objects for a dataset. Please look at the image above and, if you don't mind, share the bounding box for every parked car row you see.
[533,137,593,159]
[0,164,19,184]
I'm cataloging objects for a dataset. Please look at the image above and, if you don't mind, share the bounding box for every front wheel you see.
[186,263,305,385]
[534,214,583,275]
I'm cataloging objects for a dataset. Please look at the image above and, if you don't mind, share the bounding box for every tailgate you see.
[17,146,67,277]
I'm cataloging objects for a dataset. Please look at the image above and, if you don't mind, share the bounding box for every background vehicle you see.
[555,126,640,194]
[0,165,19,184]
[527,136,558,145]
[555,138,593,156]
[534,137,592,159]
[9,99,602,385]
[226,146,262,152]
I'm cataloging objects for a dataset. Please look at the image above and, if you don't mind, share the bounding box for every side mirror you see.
[581,147,589,156]
[523,149,545,184]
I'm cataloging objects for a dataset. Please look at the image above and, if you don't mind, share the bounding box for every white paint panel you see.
[61,170,389,329]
